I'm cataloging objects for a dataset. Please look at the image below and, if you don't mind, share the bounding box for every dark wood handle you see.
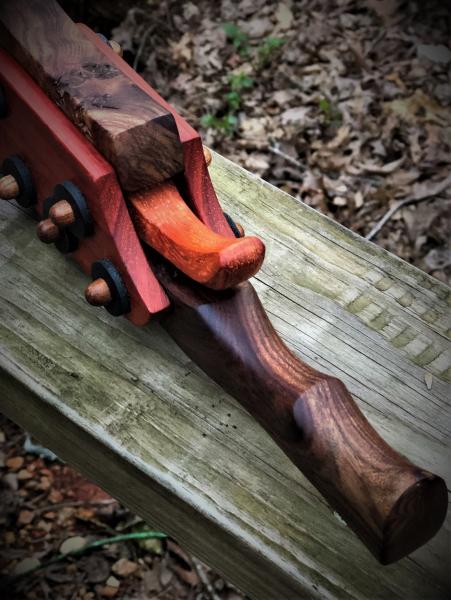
[156,264,447,564]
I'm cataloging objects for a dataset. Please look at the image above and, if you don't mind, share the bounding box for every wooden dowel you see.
[0,174,20,199]
[85,278,112,307]
[49,199,75,227]
[109,40,123,57]
[203,147,212,167]
[36,219,60,243]
[235,222,245,237]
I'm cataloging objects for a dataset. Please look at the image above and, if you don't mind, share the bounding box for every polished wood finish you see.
[0,49,169,324]
[156,263,448,565]
[49,199,75,227]
[36,218,60,243]
[80,25,236,239]
[129,182,265,289]
[0,173,19,199]
[85,277,112,306]
[0,0,184,193]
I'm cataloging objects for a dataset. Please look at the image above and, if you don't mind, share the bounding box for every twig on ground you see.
[133,24,155,71]
[268,144,306,171]
[191,557,221,600]
[366,175,451,241]
[31,498,117,516]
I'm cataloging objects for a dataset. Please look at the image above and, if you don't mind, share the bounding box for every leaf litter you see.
[109,0,450,285]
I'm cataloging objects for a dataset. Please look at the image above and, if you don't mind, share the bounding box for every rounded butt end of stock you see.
[379,473,448,565]
[290,377,448,565]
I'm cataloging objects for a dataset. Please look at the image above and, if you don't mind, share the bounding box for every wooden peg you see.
[235,222,245,237]
[203,146,212,167]
[85,278,112,307]
[0,174,20,199]
[108,40,123,57]
[36,219,60,243]
[49,199,75,227]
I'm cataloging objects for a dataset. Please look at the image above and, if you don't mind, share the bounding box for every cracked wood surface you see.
[0,153,450,599]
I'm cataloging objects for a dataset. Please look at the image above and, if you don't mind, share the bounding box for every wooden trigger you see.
[129,182,265,290]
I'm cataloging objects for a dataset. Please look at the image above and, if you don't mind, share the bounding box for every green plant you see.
[200,72,254,135]
[319,97,343,124]
[223,22,250,57]
[257,36,285,66]
[200,113,239,135]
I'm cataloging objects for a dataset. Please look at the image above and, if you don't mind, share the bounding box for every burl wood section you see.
[1,153,449,598]
[79,24,236,239]
[0,0,184,193]
[0,48,169,323]
[157,266,447,564]
[130,183,265,289]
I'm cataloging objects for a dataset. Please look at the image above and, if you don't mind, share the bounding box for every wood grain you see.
[129,182,265,289]
[79,24,236,239]
[0,151,450,597]
[156,263,448,564]
[0,0,184,193]
[0,48,169,323]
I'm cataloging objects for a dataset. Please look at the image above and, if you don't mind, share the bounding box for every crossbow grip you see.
[156,266,447,564]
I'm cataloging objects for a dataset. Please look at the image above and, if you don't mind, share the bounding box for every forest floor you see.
[1,1,450,598]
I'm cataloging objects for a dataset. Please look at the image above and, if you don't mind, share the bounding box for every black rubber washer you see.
[1,155,36,207]
[0,83,7,119]
[91,259,131,317]
[223,212,243,238]
[53,181,93,239]
[43,196,79,254]
[96,33,109,45]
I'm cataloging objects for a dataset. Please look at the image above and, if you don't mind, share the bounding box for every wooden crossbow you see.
[0,0,447,565]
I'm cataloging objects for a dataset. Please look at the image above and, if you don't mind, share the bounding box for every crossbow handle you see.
[156,264,448,565]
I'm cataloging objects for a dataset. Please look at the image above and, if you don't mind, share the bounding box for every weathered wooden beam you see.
[0,153,449,598]
[0,0,184,192]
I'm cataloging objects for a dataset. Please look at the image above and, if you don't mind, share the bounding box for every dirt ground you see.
[1,1,450,598]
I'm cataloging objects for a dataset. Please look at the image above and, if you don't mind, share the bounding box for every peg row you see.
[0,146,234,319]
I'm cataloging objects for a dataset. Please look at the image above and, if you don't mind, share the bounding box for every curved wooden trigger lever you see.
[128,182,265,289]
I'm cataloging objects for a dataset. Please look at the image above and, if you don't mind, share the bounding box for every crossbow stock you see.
[0,0,447,565]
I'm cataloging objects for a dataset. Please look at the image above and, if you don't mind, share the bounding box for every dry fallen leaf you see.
[112,558,139,578]
[12,557,40,576]
[60,535,87,555]
[275,3,294,30]
[17,510,34,525]
[6,456,24,470]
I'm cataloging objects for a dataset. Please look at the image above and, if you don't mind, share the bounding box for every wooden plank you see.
[0,0,184,192]
[0,153,450,598]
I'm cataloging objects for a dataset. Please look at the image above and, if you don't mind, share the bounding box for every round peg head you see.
[49,199,76,227]
[0,174,20,200]
[235,222,245,238]
[85,278,112,307]
[223,212,245,238]
[37,219,61,244]
[203,146,212,167]
[109,40,123,57]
